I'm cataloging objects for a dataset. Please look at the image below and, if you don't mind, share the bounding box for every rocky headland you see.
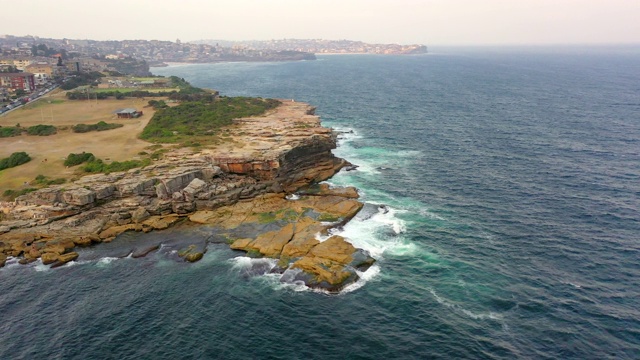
[0,101,373,292]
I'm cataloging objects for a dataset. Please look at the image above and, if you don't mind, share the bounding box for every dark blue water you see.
[2,47,640,359]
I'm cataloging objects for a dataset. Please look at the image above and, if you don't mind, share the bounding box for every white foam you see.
[341,265,381,293]
[286,194,300,200]
[417,207,446,221]
[33,259,50,272]
[429,288,503,321]
[96,257,118,267]
[336,204,409,259]
[314,231,333,242]
[1,257,21,270]
[230,256,277,272]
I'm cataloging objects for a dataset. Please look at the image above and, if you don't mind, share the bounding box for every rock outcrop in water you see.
[0,101,372,292]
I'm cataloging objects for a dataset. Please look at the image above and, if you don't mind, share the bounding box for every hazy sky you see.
[4,0,639,45]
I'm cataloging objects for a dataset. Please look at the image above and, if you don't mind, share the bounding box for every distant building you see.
[25,62,53,86]
[0,72,36,92]
[0,58,32,71]
[114,108,142,118]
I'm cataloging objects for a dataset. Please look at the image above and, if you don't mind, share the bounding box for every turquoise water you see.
[2,47,640,359]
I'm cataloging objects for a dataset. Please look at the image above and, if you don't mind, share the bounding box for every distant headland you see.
[0,35,427,70]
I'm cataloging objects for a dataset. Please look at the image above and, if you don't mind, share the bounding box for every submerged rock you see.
[177,242,207,263]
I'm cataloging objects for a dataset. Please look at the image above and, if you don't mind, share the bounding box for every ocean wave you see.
[429,288,503,321]
[96,257,119,267]
[334,203,409,259]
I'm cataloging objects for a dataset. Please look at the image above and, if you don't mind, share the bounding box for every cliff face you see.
[0,102,340,227]
[0,101,372,292]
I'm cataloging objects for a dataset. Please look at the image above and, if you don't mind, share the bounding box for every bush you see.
[34,174,65,185]
[3,188,37,200]
[0,152,31,170]
[140,97,281,143]
[27,124,57,136]
[148,100,168,109]
[64,152,95,167]
[0,127,21,137]
[72,121,123,133]
[82,158,151,173]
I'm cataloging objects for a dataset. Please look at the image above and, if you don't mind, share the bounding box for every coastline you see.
[0,100,372,292]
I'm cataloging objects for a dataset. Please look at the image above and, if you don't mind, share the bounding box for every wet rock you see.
[131,244,161,258]
[19,258,37,265]
[177,243,206,263]
[290,235,373,292]
[73,237,93,247]
[99,224,143,239]
[51,252,79,268]
[41,252,58,265]
[246,223,295,257]
[0,253,6,267]
[143,214,182,230]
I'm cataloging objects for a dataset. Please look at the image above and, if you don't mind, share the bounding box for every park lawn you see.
[0,93,161,191]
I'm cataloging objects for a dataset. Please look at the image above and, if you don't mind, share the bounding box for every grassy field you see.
[0,91,160,191]
[92,87,179,93]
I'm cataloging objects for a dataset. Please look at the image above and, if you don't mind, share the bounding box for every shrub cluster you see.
[34,174,66,185]
[82,158,151,173]
[0,152,31,171]
[71,121,123,133]
[147,100,168,109]
[60,71,105,90]
[2,188,37,200]
[140,97,280,142]
[64,152,95,167]
[0,126,21,137]
[27,124,57,136]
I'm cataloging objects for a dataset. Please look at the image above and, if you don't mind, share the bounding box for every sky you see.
[4,0,639,45]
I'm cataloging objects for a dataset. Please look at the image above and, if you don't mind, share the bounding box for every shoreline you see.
[0,100,373,292]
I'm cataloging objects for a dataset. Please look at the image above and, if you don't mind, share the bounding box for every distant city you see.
[0,34,427,106]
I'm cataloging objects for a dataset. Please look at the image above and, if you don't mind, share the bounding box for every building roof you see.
[114,108,138,114]
[0,72,34,78]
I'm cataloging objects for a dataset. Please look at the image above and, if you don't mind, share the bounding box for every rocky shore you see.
[0,101,373,292]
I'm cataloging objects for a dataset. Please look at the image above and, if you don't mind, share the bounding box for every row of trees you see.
[0,124,57,137]
[60,71,105,90]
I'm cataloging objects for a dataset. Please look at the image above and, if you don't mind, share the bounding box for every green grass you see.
[34,174,66,185]
[2,188,37,201]
[140,97,280,143]
[82,158,151,174]
[91,87,179,93]
[318,213,341,222]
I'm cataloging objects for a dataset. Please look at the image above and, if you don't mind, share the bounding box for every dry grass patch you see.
[0,93,160,191]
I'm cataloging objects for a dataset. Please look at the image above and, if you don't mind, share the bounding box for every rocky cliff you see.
[0,101,373,292]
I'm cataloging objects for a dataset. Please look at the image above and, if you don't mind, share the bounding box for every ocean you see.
[2,46,640,359]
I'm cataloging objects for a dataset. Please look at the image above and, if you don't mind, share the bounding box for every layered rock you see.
[0,101,370,291]
[190,185,373,292]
